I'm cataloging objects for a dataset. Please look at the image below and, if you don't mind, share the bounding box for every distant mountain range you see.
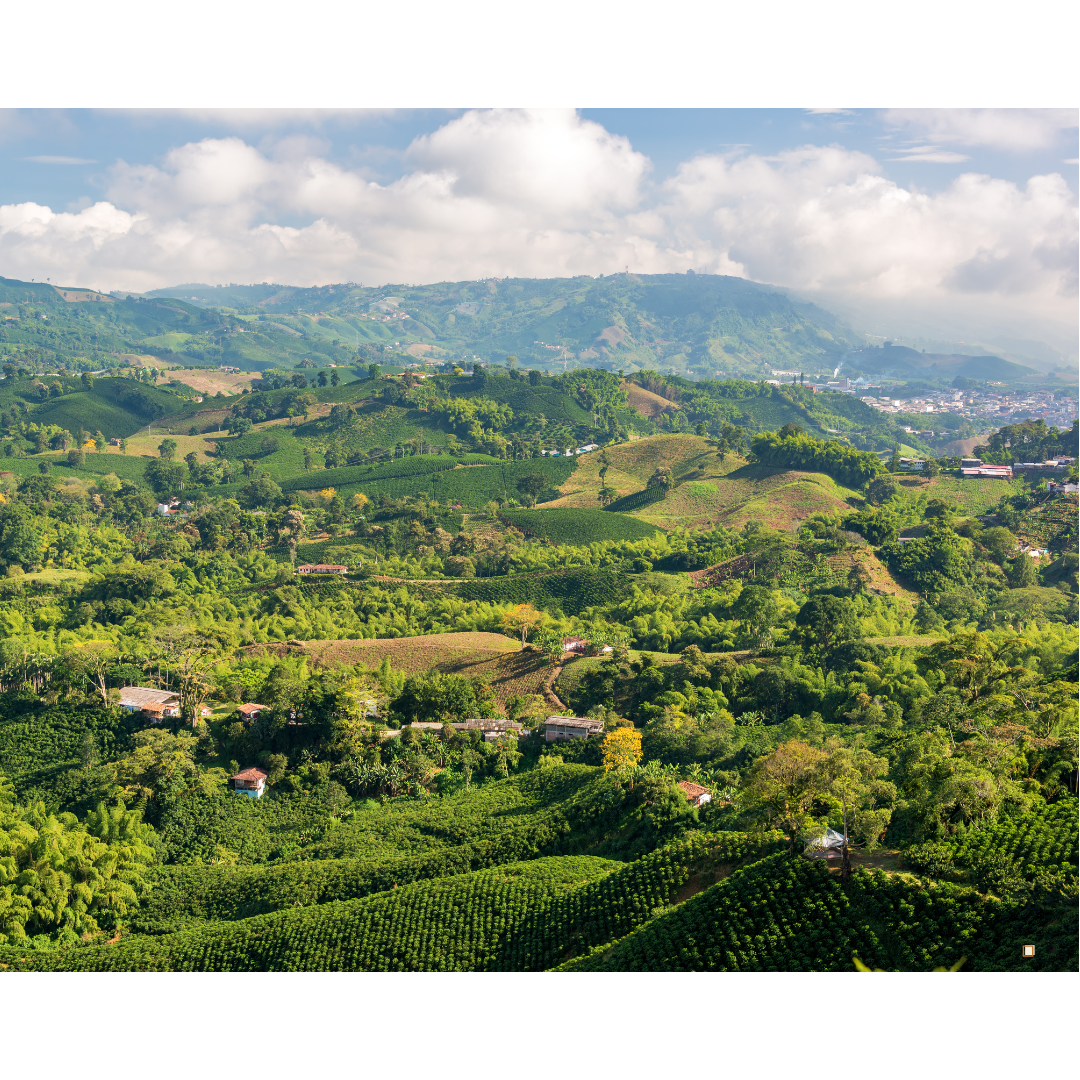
[138,273,865,378]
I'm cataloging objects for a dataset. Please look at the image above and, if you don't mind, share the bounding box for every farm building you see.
[238,703,268,721]
[399,719,526,741]
[296,564,349,575]
[677,780,712,808]
[545,716,605,742]
[231,767,268,799]
[119,687,180,717]
[118,687,211,721]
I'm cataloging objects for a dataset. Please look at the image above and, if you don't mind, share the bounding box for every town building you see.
[231,767,268,798]
[545,716,605,742]
[961,465,1013,479]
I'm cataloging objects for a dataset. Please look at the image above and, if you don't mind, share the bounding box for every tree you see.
[157,438,178,460]
[743,739,830,854]
[847,561,871,596]
[144,459,185,495]
[112,728,199,800]
[239,477,283,510]
[0,502,43,569]
[67,448,85,468]
[922,457,940,480]
[330,370,340,386]
[351,492,370,516]
[148,626,217,725]
[516,474,547,507]
[597,484,617,507]
[601,726,643,781]
[1007,554,1038,588]
[493,732,523,778]
[778,422,803,439]
[866,475,897,506]
[795,595,859,653]
[646,467,673,494]
[63,642,121,706]
[367,363,380,380]
[733,584,779,647]
[924,497,950,521]
[499,602,545,644]
[821,742,896,883]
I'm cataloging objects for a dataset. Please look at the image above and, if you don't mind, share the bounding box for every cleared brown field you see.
[623,381,679,419]
[246,632,559,713]
[154,368,260,395]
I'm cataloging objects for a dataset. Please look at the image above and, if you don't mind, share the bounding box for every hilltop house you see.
[677,780,712,808]
[545,716,605,742]
[231,767,268,798]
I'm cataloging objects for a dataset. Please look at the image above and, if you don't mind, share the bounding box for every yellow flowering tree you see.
[601,726,643,781]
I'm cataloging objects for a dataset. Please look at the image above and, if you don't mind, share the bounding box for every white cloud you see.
[106,108,412,128]
[23,155,98,165]
[883,108,1078,152]
[885,147,971,164]
[0,109,1074,349]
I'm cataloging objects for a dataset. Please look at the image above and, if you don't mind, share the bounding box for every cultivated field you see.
[246,632,560,712]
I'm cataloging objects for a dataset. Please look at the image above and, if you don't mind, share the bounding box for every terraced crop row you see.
[0,831,779,972]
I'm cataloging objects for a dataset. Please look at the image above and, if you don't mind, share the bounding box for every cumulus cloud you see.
[0,108,1074,347]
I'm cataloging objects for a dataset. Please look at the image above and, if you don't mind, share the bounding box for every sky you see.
[0,107,1076,357]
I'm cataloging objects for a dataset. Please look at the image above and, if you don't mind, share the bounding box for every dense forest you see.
[0,334,1075,971]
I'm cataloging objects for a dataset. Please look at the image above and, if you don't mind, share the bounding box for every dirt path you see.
[543,662,567,711]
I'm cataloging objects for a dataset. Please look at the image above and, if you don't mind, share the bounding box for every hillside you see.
[844,344,1037,382]
[0,350,1075,980]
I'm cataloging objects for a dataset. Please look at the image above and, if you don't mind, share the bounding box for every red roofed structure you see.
[677,780,712,808]
[231,767,269,798]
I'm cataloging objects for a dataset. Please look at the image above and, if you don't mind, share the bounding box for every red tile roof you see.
[678,780,709,799]
[231,767,268,782]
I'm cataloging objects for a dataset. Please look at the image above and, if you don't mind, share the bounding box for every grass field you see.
[548,434,722,509]
[915,475,1026,515]
[645,463,858,532]
[17,568,92,585]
